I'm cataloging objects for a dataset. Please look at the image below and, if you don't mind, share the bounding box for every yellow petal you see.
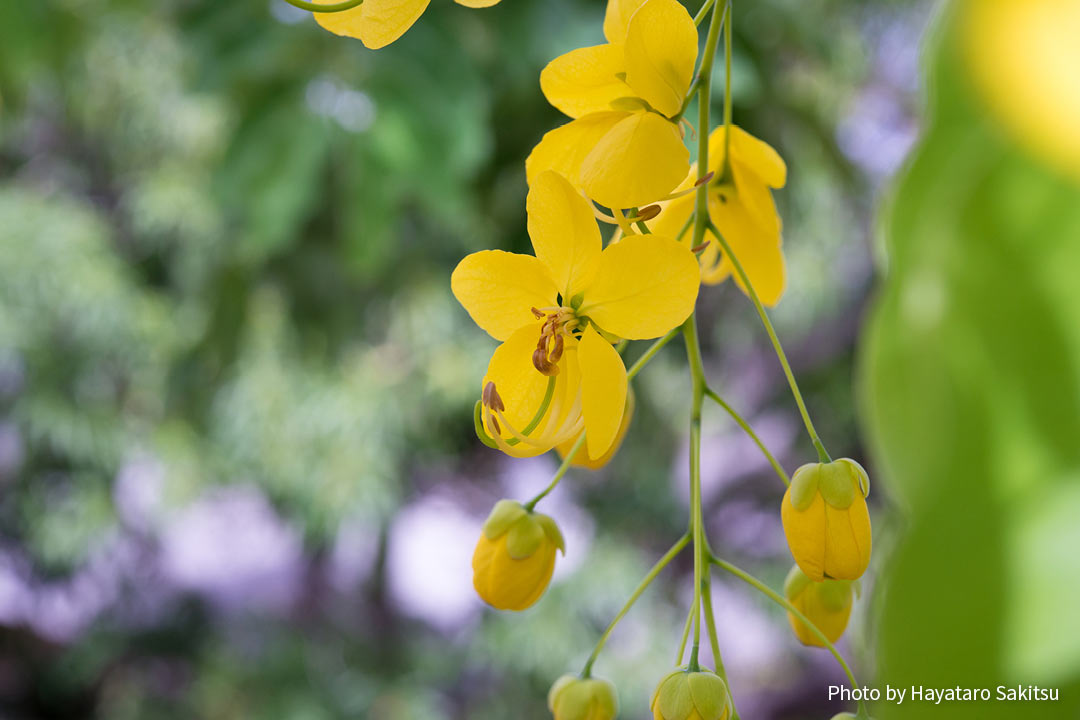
[315,0,430,49]
[708,193,786,306]
[782,489,827,582]
[481,324,582,458]
[455,0,500,6]
[623,0,698,118]
[823,497,872,580]
[650,182,696,247]
[527,171,603,299]
[580,111,690,209]
[579,233,700,339]
[730,161,781,238]
[604,0,648,44]
[472,533,556,611]
[578,326,628,460]
[526,112,631,191]
[540,44,633,119]
[451,251,556,341]
[708,125,787,188]
[558,388,635,469]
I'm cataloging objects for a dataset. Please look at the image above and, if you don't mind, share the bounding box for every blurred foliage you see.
[861,3,1080,718]
[0,0,914,717]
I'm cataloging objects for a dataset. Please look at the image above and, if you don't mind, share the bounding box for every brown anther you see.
[488,415,501,435]
[694,171,715,187]
[482,381,505,412]
[532,348,559,376]
[636,205,661,222]
[530,307,545,319]
[549,334,565,364]
[691,241,710,254]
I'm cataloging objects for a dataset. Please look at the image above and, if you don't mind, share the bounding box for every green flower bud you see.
[547,674,619,720]
[650,668,733,720]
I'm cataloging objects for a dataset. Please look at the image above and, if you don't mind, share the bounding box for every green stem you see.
[693,0,716,26]
[721,0,733,181]
[691,0,726,253]
[678,0,729,681]
[704,387,789,487]
[710,555,864,712]
[627,328,680,380]
[523,434,585,511]
[702,574,740,720]
[676,597,696,665]
[683,316,707,672]
[281,0,364,13]
[582,533,690,677]
[706,220,831,463]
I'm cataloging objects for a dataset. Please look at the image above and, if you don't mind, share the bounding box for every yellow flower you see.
[452,170,699,463]
[314,0,501,50]
[963,0,1080,182]
[526,0,698,210]
[643,125,790,306]
[651,125,788,306]
[783,565,857,647]
[472,500,564,611]
[650,669,733,720]
[781,459,871,582]
[548,674,619,720]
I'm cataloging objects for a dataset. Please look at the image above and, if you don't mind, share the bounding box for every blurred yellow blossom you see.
[963,0,1080,182]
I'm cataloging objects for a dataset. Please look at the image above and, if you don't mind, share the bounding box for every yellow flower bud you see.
[781,458,872,582]
[783,565,857,647]
[650,668,733,720]
[547,674,619,720]
[472,500,565,611]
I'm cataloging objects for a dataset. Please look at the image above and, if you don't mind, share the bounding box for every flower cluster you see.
[448,0,874,717]
[299,0,876,716]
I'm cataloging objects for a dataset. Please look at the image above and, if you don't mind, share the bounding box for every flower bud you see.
[783,565,857,647]
[472,500,565,611]
[781,458,871,581]
[547,674,619,720]
[650,668,733,720]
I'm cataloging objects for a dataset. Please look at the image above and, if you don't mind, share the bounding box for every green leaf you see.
[859,4,1080,718]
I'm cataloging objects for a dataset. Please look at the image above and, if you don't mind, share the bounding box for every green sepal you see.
[838,457,870,497]
[473,401,499,450]
[819,461,856,509]
[552,677,618,720]
[505,515,545,559]
[783,564,812,601]
[591,322,621,345]
[534,512,566,554]
[482,499,526,540]
[609,96,650,113]
[657,671,692,720]
[547,674,578,712]
[687,671,731,719]
[789,463,821,511]
[817,579,854,612]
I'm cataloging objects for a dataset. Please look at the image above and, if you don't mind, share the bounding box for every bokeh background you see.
[2,0,1078,718]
